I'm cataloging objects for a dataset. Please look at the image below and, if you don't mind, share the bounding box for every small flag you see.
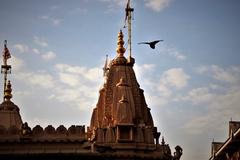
[2,40,11,60]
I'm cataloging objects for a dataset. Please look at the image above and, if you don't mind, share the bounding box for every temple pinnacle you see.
[4,80,12,101]
[116,30,126,57]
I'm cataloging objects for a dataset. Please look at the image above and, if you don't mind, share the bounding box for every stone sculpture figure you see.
[173,145,183,160]
[21,122,32,136]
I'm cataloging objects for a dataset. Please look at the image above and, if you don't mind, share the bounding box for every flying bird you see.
[138,40,164,49]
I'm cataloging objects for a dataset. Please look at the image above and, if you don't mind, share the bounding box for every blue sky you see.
[0,0,240,159]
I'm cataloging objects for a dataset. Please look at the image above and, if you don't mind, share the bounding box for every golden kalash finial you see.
[4,80,12,101]
[116,30,126,57]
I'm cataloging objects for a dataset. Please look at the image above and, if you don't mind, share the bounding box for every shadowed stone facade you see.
[210,121,240,160]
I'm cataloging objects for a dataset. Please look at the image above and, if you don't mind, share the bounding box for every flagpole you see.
[125,0,134,58]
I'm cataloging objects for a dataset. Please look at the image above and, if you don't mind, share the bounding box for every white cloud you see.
[160,45,186,61]
[50,5,58,10]
[169,50,186,60]
[196,65,240,84]
[39,15,62,26]
[41,51,56,61]
[13,44,29,53]
[99,0,127,13]
[51,63,103,110]
[8,56,25,71]
[175,87,214,105]
[55,64,102,82]
[100,0,126,7]
[144,0,171,12]
[39,15,49,20]
[160,68,190,89]
[157,83,172,97]
[183,86,240,135]
[58,73,80,87]
[52,18,62,26]
[176,65,240,135]
[134,65,189,107]
[34,36,48,47]
[32,48,40,54]
[16,72,55,89]
[134,64,156,80]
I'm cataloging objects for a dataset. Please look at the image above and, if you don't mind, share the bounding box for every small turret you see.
[0,41,23,131]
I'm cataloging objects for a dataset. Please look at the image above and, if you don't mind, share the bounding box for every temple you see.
[88,30,170,156]
[0,1,182,159]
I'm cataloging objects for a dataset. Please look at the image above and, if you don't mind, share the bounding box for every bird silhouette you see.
[138,40,163,49]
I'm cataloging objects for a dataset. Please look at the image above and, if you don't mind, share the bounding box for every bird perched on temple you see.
[138,40,163,49]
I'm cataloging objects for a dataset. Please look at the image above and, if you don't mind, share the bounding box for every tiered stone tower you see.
[0,80,23,131]
[88,31,173,159]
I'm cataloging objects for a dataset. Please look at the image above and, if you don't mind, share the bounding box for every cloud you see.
[134,64,189,107]
[183,86,240,135]
[177,65,240,135]
[55,64,102,82]
[134,64,156,79]
[39,15,63,26]
[16,72,55,89]
[8,56,25,71]
[51,63,103,110]
[50,5,58,10]
[39,15,49,20]
[160,68,190,89]
[196,65,240,84]
[32,48,40,54]
[13,44,29,53]
[41,51,56,61]
[174,87,214,105]
[99,0,127,13]
[34,36,48,47]
[52,18,62,26]
[100,0,126,7]
[144,0,171,12]
[159,45,186,61]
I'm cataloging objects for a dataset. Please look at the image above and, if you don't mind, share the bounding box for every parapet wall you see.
[0,124,86,142]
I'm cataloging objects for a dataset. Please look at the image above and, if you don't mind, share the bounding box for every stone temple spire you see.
[88,30,165,155]
[0,42,23,130]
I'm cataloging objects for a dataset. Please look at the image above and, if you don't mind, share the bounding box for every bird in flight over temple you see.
[138,40,164,49]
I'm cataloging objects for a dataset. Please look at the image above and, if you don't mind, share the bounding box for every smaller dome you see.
[0,101,20,112]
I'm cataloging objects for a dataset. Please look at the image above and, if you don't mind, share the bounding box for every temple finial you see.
[116,30,126,57]
[4,80,12,101]
[4,40,7,48]
[161,136,165,145]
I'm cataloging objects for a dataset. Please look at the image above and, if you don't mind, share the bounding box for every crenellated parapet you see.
[0,124,87,142]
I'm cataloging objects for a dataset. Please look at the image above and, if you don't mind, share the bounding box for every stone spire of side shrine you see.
[0,41,23,130]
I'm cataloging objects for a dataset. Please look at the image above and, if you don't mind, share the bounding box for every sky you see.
[0,0,240,159]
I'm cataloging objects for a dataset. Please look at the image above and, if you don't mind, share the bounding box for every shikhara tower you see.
[87,30,174,159]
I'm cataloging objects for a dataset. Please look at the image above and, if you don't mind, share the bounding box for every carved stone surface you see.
[87,31,173,160]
